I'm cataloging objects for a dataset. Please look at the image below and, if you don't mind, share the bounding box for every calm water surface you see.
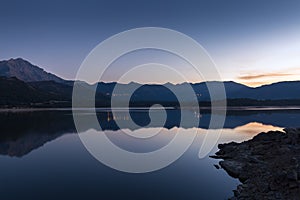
[0,109,299,200]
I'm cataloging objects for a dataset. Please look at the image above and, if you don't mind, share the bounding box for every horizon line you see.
[1,57,299,88]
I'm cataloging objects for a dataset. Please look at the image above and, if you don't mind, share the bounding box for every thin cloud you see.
[289,66,300,71]
[238,73,292,80]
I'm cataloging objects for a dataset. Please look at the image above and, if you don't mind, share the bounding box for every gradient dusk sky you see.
[1,0,300,86]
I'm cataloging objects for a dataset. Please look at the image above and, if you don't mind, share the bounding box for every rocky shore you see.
[211,128,300,200]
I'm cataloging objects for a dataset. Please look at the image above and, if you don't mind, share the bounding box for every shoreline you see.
[211,128,300,199]
[1,106,300,112]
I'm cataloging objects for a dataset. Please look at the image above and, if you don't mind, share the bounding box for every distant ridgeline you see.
[0,58,300,108]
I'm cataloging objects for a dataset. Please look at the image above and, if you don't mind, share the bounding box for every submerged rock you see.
[211,128,300,199]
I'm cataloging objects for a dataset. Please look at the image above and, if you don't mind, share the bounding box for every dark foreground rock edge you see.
[211,128,300,200]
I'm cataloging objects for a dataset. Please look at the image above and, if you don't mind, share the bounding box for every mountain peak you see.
[8,57,26,61]
[0,58,65,83]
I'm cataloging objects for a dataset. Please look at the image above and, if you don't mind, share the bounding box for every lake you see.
[0,108,299,200]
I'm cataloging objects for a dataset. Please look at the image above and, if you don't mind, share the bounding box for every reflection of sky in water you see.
[0,110,297,200]
[100,122,283,154]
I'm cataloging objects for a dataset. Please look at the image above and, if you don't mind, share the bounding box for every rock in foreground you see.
[211,128,300,200]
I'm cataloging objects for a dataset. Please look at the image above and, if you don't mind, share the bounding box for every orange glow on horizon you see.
[234,122,283,135]
[239,80,277,87]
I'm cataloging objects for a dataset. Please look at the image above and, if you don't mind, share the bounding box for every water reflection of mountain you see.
[0,111,75,157]
[0,109,299,157]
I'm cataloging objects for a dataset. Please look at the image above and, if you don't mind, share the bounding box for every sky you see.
[1,0,300,86]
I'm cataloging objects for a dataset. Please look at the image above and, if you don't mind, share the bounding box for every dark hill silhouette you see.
[96,81,300,102]
[0,76,53,106]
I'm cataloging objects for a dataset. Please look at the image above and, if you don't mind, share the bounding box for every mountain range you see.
[0,58,299,108]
